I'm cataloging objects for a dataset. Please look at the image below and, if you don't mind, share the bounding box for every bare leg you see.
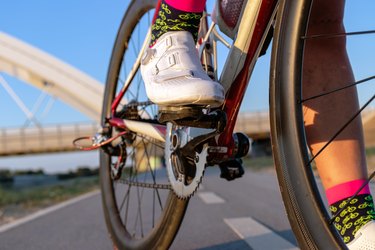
[303,0,367,189]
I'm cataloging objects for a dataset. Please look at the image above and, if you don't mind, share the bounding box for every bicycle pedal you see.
[218,158,245,181]
[158,106,226,131]
[158,106,204,122]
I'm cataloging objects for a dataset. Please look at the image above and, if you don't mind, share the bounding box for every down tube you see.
[219,0,278,146]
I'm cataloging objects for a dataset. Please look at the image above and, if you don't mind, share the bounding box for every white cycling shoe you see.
[140,31,225,107]
[347,221,375,250]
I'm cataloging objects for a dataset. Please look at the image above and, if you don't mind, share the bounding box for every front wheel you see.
[99,0,189,249]
[271,0,374,249]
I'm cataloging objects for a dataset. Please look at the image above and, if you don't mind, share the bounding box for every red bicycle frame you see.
[107,0,278,161]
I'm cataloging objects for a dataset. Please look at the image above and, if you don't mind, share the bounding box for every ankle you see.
[150,0,203,47]
[330,193,375,244]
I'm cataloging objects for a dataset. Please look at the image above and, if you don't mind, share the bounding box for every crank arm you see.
[180,127,221,156]
[177,110,227,155]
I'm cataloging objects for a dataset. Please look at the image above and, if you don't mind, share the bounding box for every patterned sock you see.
[327,180,375,244]
[330,194,375,243]
[150,0,205,47]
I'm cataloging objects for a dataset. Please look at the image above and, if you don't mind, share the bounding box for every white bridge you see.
[0,32,374,156]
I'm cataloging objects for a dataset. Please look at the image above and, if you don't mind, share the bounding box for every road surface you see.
[0,167,299,250]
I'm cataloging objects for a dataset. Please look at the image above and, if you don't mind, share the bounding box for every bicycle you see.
[88,0,375,249]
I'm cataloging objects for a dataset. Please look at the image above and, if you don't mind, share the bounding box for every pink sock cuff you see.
[164,0,206,13]
[326,179,371,205]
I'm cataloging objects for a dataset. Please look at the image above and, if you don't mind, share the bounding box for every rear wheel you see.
[99,0,189,249]
[271,0,374,249]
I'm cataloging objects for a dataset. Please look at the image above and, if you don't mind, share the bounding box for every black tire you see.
[271,0,373,249]
[100,0,189,249]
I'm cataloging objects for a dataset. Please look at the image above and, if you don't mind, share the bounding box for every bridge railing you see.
[1,108,374,156]
[234,111,270,139]
[0,123,99,156]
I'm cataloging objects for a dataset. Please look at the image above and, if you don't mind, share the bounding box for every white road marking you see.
[198,191,225,204]
[224,217,300,250]
[0,190,100,234]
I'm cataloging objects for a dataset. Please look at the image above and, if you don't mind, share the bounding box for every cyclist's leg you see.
[141,0,224,107]
[303,0,375,245]
[150,0,206,46]
[303,0,366,189]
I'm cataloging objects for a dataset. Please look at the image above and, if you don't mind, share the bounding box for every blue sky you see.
[0,0,273,128]
[0,1,129,127]
[2,0,372,128]
[0,1,131,171]
[0,1,373,172]
[0,0,269,172]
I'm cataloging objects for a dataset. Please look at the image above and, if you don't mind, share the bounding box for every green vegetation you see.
[240,146,375,173]
[0,166,100,220]
[0,176,99,209]
[13,169,45,176]
[57,167,99,180]
[366,147,375,157]
[0,169,13,184]
[242,156,274,170]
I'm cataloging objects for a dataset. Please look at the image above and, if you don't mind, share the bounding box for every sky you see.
[0,0,269,173]
[0,0,273,128]
[0,1,131,172]
[0,1,374,172]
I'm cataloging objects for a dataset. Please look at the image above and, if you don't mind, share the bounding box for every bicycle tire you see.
[100,0,189,249]
[270,0,372,249]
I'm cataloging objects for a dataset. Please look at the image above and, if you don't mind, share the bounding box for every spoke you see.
[141,139,164,210]
[131,34,139,58]
[133,156,145,237]
[153,188,156,228]
[138,134,165,150]
[136,72,142,100]
[127,138,148,236]
[307,94,375,166]
[301,76,375,103]
[118,77,136,100]
[127,89,137,100]
[118,183,130,212]
[141,139,161,228]
[302,29,375,40]
[108,8,168,240]
[138,21,140,53]
[123,52,128,88]
[124,184,132,226]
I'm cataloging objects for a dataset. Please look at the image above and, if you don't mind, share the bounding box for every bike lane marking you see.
[224,217,300,250]
[198,191,225,204]
[0,190,100,234]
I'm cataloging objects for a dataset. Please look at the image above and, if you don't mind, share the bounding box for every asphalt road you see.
[0,167,299,250]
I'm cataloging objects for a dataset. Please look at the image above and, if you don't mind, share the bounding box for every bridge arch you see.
[0,32,103,121]
[0,32,374,155]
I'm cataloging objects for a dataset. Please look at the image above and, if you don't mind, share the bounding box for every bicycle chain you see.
[117,178,171,190]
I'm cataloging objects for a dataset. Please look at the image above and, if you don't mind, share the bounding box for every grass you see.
[242,155,274,171]
[0,147,373,222]
[366,147,375,156]
[0,176,99,209]
[240,146,375,173]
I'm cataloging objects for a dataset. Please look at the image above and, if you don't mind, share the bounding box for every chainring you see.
[165,123,207,199]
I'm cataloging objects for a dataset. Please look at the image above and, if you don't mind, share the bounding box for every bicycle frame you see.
[107,0,278,160]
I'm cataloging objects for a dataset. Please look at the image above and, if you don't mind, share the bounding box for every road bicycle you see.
[92,0,374,249]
